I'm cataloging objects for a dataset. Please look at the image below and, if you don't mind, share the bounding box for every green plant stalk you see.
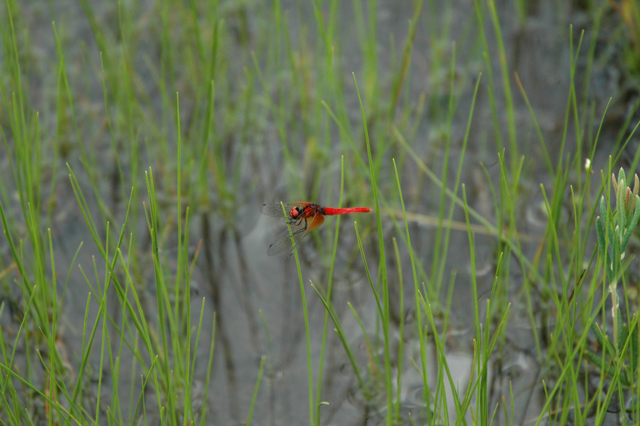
[392,238,405,422]
[198,313,217,426]
[393,159,430,418]
[127,327,141,423]
[353,73,393,424]
[245,355,266,426]
[145,168,177,419]
[279,201,315,426]
[314,156,345,424]
[310,283,368,395]
[0,277,38,423]
[461,184,485,424]
[497,151,524,341]
[473,0,503,156]
[388,0,423,118]
[4,0,28,159]
[99,46,125,208]
[258,310,275,377]
[487,0,519,186]
[514,73,553,174]
[569,27,586,197]
[434,71,480,299]
[430,44,457,298]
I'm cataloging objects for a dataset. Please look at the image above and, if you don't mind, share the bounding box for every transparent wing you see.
[266,226,307,256]
[265,212,325,256]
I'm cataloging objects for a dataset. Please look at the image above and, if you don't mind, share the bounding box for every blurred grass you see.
[1,0,640,425]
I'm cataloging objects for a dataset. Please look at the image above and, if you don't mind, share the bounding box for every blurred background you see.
[1,0,639,424]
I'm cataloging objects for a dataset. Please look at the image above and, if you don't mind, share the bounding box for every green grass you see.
[1,0,640,425]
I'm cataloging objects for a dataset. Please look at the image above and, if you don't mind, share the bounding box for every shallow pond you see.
[1,0,637,425]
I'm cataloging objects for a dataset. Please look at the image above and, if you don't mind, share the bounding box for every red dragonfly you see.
[260,202,373,256]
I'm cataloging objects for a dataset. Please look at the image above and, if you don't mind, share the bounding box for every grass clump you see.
[2,0,640,425]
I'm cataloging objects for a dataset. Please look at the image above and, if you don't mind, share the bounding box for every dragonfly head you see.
[289,206,302,219]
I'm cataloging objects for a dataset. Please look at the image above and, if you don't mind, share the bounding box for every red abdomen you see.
[322,207,373,215]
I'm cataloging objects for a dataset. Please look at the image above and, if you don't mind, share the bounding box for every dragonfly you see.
[260,202,373,256]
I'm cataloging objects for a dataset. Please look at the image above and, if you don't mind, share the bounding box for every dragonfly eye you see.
[290,207,300,218]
